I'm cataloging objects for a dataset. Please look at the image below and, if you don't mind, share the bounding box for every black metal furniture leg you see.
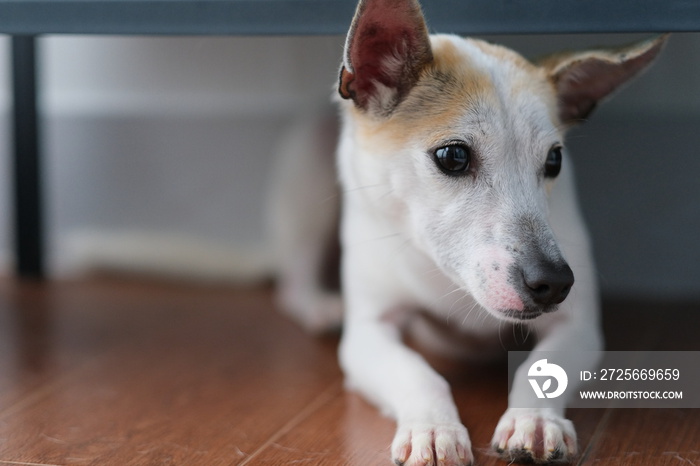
[11,35,44,279]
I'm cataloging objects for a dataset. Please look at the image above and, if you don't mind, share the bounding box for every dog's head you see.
[338,0,666,321]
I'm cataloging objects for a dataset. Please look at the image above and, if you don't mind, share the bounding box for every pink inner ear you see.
[562,60,632,104]
[350,0,424,68]
[555,38,666,124]
[342,0,431,109]
[557,61,621,122]
[350,22,412,90]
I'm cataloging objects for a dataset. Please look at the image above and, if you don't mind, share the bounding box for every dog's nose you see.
[522,261,574,306]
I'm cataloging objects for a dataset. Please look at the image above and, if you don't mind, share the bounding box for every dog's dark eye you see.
[434,144,470,174]
[544,146,563,178]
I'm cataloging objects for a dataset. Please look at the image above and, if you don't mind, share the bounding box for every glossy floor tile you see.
[0,278,697,465]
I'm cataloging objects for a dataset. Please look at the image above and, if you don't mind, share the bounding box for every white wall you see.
[1,35,345,279]
[0,33,698,298]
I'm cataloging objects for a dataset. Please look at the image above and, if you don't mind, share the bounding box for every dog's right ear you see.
[338,0,433,114]
[542,35,668,126]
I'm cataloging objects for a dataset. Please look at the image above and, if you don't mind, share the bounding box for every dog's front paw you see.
[491,408,576,464]
[392,422,473,466]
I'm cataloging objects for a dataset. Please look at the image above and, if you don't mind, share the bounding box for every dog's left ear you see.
[542,34,669,125]
[338,0,433,114]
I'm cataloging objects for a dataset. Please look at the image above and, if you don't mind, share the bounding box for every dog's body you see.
[272,1,666,464]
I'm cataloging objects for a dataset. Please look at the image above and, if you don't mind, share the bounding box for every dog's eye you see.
[434,144,470,174]
[544,147,563,178]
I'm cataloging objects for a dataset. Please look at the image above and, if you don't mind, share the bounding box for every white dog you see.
[271,0,666,464]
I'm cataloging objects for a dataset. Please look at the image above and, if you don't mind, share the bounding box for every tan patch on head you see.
[469,39,559,123]
[349,35,561,152]
[354,36,498,150]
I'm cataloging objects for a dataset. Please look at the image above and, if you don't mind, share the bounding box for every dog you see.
[271,0,666,464]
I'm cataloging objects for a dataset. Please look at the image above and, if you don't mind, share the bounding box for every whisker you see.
[386,237,413,266]
[319,192,341,204]
[460,300,481,327]
[377,188,395,201]
[342,182,389,194]
[498,318,507,350]
[446,292,470,324]
[522,323,533,344]
[512,322,520,346]
[346,232,402,249]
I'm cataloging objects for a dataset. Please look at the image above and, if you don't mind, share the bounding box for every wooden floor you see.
[0,277,697,466]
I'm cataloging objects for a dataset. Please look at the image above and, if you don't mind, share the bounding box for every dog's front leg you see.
[340,315,473,466]
[492,318,600,464]
[492,161,603,464]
